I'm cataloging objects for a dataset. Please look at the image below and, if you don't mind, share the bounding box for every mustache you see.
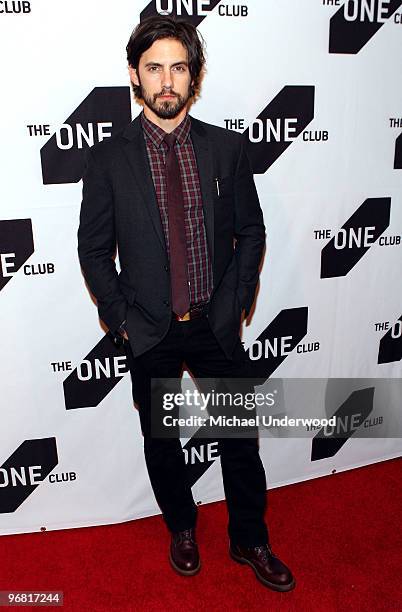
[154,90,180,100]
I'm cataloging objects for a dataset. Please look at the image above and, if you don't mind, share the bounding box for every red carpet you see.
[1,457,401,611]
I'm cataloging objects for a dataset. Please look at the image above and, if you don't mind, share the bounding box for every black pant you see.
[124,313,269,546]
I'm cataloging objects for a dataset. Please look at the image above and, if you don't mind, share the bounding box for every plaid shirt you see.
[140,110,213,307]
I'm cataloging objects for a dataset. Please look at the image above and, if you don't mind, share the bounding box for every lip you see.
[159,94,175,98]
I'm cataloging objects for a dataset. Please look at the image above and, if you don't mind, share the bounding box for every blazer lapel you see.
[121,114,167,254]
[189,115,215,270]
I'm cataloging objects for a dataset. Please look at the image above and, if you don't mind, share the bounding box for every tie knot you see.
[163,132,176,149]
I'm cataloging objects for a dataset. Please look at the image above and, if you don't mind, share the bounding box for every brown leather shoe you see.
[169,528,201,576]
[230,543,295,592]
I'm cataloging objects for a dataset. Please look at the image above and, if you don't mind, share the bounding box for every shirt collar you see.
[140,109,191,148]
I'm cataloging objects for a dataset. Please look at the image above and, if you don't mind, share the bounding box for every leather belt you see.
[173,302,209,321]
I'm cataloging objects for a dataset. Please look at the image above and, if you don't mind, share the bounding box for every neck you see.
[142,105,187,133]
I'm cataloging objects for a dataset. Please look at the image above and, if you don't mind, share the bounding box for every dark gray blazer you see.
[77,112,266,359]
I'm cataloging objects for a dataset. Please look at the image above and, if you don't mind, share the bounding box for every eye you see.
[173,65,186,72]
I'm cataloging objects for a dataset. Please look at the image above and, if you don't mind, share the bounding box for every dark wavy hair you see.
[126,15,206,100]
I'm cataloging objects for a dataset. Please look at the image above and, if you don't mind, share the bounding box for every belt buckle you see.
[176,311,190,321]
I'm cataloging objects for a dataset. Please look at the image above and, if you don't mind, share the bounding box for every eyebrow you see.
[144,61,189,67]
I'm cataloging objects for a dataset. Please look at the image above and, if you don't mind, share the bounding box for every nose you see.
[161,66,173,90]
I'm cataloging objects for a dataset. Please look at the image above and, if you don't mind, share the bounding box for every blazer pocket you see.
[120,285,137,306]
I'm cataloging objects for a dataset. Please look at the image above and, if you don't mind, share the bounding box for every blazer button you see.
[163,300,170,306]
[164,265,169,272]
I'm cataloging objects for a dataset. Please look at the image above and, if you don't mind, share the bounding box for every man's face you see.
[129,37,194,120]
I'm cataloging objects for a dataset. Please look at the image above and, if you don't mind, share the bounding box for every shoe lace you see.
[254,544,273,563]
[178,528,195,544]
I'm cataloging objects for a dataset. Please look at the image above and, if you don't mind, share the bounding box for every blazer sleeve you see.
[233,137,266,317]
[77,147,127,334]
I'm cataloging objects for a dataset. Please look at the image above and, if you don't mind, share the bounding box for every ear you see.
[190,78,196,96]
[128,65,139,86]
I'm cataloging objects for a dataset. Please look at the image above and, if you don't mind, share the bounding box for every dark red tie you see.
[163,132,190,317]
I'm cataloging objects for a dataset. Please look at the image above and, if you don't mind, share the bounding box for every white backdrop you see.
[0,0,401,535]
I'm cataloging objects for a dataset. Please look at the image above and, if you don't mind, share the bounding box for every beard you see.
[135,79,192,119]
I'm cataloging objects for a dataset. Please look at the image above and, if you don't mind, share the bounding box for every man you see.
[78,15,295,592]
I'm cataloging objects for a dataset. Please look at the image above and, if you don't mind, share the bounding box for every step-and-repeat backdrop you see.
[0,0,401,535]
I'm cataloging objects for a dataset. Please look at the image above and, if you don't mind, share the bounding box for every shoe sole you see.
[229,549,296,592]
[169,550,201,576]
